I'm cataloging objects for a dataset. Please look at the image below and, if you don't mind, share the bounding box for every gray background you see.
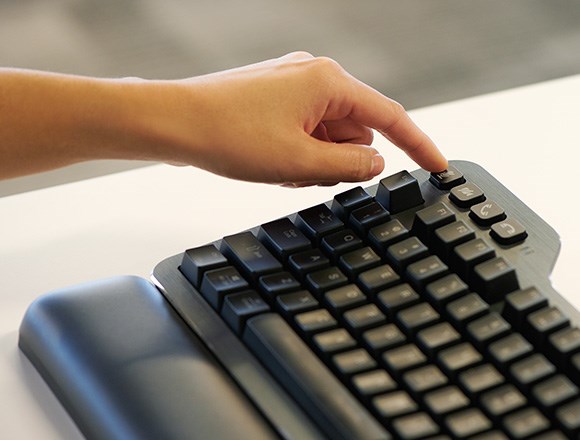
[2,0,580,196]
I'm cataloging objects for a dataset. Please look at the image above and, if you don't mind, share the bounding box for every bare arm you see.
[0,52,447,184]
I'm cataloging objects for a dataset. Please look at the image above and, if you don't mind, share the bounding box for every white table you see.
[2,75,580,439]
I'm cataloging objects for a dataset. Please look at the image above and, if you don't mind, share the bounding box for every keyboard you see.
[20,160,580,439]
[157,160,580,439]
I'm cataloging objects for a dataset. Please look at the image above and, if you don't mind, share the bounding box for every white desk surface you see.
[2,75,580,439]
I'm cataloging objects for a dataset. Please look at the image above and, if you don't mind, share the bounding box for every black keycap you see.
[429,165,466,190]
[312,328,356,354]
[510,354,556,391]
[368,219,409,253]
[403,364,448,395]
[363,323,407,354]
[556,399,580,437]
[451,238,496,282]
[343,304,386,334]
[295,203,344,243]
[548,326,580,367]
[349,201,390,236]
[467,312,512,350]
[391,412,439,439]
[424,385,470,416]
[446,293,490,327]
[181,244,228,287]
[373,390,418,418]
[288,248,330,279]
[357,264,400,295]
[405,255,449,291]
[352,370,397,397]
[439,342,483,376]
[305,266,348,296]
[258,218,311,260]
[417,322,461,356]
[200,266,249,310]
[425,274,469,309]
[459,364,505,397]
[320,229,363,261]
[258,271,301,300]
[471,256,519,303]
[339,246,381,279]
[376,170,425,214]
[490,218,528,245]
[469,200,507,226]
[503,408,550,439]
[503,287,548,330]
[295,309,337,335]
[221,231,283,281]
[489,333,534,368]
[481,384,527,419]
[386,237,430,273]
[412,202,456,245]
[276,290,319,316]
[377,283,420,319]
[242,314,391,440]
[221,290,270,334]
[397,302,440,335]
[331,186,373,220]
[449,181,486,208]
[532,374,578,409]
[432,220,476,260]
[382,344,427,375]
[445,408,492,438]
[525,306,570,349]
[333,348,377,376]
[324,284,366,314]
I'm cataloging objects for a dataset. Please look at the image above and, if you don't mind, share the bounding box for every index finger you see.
[347,79,448,172]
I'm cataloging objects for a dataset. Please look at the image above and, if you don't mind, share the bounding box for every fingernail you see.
[370,154,384,177]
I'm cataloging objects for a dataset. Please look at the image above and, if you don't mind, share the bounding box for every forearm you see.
[0,69,189,179]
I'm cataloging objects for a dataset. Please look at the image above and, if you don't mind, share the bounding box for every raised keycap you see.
[376,170,424,214]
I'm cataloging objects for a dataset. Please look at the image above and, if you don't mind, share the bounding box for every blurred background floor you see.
[2,0,580,196]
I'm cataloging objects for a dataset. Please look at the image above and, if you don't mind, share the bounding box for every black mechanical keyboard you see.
[19,161,580,440]
[20,160,580,439]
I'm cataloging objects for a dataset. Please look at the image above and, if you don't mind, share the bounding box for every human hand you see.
[137,52,447,186]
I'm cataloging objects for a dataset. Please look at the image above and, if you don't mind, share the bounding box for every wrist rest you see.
[19,276,278,440]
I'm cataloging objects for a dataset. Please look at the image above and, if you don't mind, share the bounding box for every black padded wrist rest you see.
[19,276,277,440]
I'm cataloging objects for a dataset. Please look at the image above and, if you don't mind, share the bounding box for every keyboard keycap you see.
[312,328,356,354]
[417,322,461,356]
[412,202,456,245]
[556,399,580,437]
[386,237,430,272]
[357,264,400,295]
[503,408,550,439]
[276,290,319,316]
[503,287,548,330]
[480,384,527,418]
[532,374,578,409]
[349,201,390,236]
[352,369,397,397]
[243,313,391,440]
[452,238,496,282]
[429,165,466,190]
[331,186,373,220]
[490,218,528,245]
[363,323,407,354]
[338,246,381,279]
[221,231,283,280]
[470,200,507,226]
[320,229,363,261]
[258,271,301,299]
[295,203,344,243]
[373,390,418,418]
[333,348,377,376]
[343,304,386,334]
[200,266,249,310]
[258,218,311,260]
[424,385,470,416]
[376,170,425,214]
[221,290,270,334]
[471,256,519,303]
[459,364,505,397]
[449,181,486,208]
[295,309,337,335]
[305,266,349,296]
[368,219,409,252]
[181,244,228,287]
[391,412,439,439]
[445,408,492,438]
[377,284,420,319]
[510,354,556,391]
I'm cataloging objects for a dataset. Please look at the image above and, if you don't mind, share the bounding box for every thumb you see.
[293,136,385,185]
